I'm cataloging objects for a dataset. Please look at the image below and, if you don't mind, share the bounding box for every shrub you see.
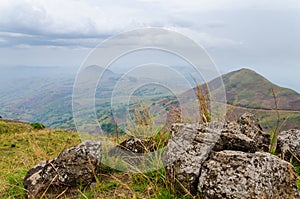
[30,122,45,130]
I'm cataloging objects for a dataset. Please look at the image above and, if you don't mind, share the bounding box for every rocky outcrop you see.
[165,113,299,197]
[278,129,300,163]
[24,140,101,198]
[198,150,299,199]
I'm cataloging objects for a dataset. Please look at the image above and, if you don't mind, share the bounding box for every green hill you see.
[179,68,300,131]
[223,68,300,110]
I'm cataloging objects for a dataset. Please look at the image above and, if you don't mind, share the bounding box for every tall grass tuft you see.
[192,77,211,123]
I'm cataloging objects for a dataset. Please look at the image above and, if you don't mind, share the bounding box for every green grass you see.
[0,119,33,134]
[0,119,192,198]
[0,120,81,197]
[1,117,299,198]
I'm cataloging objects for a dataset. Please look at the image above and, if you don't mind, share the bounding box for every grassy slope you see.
[0,117,299,198]
[0,119,81,197]
[0,120,187,198]
[222,68,300,131]
[223,68,300,110]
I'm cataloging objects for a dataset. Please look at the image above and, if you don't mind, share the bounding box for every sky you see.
[0,0,299,92]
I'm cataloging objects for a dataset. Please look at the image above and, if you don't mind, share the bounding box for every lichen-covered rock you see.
[227,113,270,151]
[237,112,262,130]
[164,113,298,195]
[213,133,258,153]
[165,123,222,193]
[278,129,300,163]
[198,150,300,199]
[24,140,101,198]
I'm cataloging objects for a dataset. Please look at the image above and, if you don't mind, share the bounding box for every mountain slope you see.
[222,68,300,110]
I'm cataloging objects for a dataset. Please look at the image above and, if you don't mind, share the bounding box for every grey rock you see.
[213,133,258,153]
[227,113,270,151]
[278,129,300,163]
[198,150,299,199]
[108,137,155,156]
[107,137,156,168]
[238,112,262,130]
[164,113,298,195]
[165,123,222,193]
[24,140,101,198]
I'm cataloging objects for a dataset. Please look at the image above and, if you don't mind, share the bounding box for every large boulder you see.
[198,150,299,199]
[24,140,102,198]
[165,123,222,193]
[278,129,300,163]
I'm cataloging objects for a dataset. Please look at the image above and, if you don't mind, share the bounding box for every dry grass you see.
[0,123,81,197]
[192,78,211,123]
[0,115,187,198]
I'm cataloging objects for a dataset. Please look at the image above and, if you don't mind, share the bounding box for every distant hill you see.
[222,68,300,110]
[176,68,300,131]
[213,68,300,130]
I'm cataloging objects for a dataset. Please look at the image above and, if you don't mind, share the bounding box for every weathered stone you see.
[107,137,156,170]
[278,129,300,163]
[164,113,300,196]
[213,133,258,153]
[165,123,222,193]
[238,112,262,130]
[24,140,101,198]
[229,113,270,151]
[198,150,299,199]
[108,137,155,156]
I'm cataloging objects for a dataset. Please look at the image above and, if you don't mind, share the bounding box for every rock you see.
[213,133,258,153]
[164,113,297,195]
[198,150,299,199]
[108,137,155,156]
[107,137,156,170]
[278,129,300,163]
[24,140,101,198]
[238,112,262,130]
[165,123,222,193]
[227,113,270,151]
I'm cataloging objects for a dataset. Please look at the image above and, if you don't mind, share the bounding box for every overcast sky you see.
[0,0,299,92]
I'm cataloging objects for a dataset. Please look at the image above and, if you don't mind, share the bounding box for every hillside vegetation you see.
[223,68,300,110]
[1,67,300,132]
[0,119,81,197]
[0,119,185,198]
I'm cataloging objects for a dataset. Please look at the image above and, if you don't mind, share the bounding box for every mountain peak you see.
[228,68,264,78]
[222,68,300,110]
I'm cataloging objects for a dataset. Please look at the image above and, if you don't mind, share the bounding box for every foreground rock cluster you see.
[165,113,300,198]
[24,113,300,198]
